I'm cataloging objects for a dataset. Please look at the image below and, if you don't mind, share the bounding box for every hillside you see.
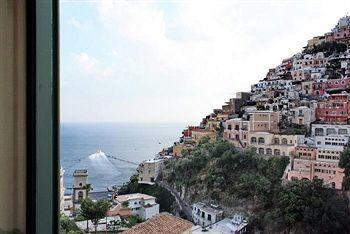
[162,139,350,233]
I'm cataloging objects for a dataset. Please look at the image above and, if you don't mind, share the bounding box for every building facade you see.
[192,203,224,228]
[113,193,159,220]
[72,170,89,212]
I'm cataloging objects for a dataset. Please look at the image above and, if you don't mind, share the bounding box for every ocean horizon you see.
[60,122,189,193]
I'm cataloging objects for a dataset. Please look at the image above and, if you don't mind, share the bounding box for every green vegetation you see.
[304,41,347,55]
[78,198,111,233]
[122,215,144,228]
[339,147,350,190]
[59,214,83,234]
[163,140,288,206]
[339,147,350,174]
[163,139,350,233]
[118,175,175,212]
[278,121,308,135]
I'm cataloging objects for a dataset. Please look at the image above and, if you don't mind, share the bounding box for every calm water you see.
[60,122,186,192]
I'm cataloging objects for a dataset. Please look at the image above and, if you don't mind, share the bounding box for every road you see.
[157,181,193,222]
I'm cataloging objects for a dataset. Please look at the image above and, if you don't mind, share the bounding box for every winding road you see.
[157,181,193,222]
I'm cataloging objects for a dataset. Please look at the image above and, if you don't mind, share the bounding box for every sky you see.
[60,0,350,123]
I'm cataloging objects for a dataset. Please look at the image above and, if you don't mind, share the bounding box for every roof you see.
[122,213,193,234]
[107,203,132,217]
[192,217,248,234]
[143,158,164,163]
[191,128,215,133]
[115,193,155,202]
[193,203,223,215]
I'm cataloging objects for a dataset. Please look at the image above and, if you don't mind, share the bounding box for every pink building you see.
[326,77,350,90]
[315,93,350,123]
[286,145,345,189]
[223,118,249,148]
[333,26,350,42]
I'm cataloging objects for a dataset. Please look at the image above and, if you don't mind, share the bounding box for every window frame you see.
[27,1,59,233]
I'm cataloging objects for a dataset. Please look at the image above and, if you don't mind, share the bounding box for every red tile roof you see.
[122,213,193,234]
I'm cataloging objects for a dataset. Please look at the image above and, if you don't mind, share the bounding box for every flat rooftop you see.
[193,203,223,215]
[114,193,155,202]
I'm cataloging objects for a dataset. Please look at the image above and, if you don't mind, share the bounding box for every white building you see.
[114,193,159,220]
[290,106,316,127]
[192,215,248,234]
[311,124,350,136]
[192,203,223,227]
[315,135,349,150]
[60,167,65,213]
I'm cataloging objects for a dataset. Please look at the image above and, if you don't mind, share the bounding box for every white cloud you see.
[61,0,350,122]
[68,17,83,29]
[111,49,118,56]
[72,52,113,78]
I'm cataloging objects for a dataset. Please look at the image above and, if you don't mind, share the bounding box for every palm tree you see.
[83,183,93,195]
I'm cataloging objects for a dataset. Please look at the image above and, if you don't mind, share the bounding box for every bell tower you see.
[72,169,88,212]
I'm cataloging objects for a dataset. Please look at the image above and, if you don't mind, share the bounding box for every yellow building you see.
[246,110,280,133]
[172,143,194,157]
[137,158,166,185]
[191,129,217,143]
[306,35,325,50]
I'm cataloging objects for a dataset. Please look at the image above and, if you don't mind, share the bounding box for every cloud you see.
[68,17,83,29]
[72,52,113,78]
[61,0,350,122]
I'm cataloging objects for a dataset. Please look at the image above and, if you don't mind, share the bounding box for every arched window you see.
[315,128,324,136]
[258,137,265,144]
[258,148,264,154]
[326,128,336,135]
[266,148,272,155]
[274,149,281,155]
[78,191,84,200]
[282,138,288,145]
[274,138,280,145]
[251,137,257,144]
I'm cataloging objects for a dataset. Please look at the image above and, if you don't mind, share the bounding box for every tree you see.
[59,213,82,234]
[83,184,93,193]
[277,179,350,233]
[339,147,350,174]
[339,147,350,190]
[122,201,129,208]
[79,198,111,233]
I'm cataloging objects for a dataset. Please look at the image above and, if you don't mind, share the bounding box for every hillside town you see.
[60,16,350,233]
[170,15,350,190]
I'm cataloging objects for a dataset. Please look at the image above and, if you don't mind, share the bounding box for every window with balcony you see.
[326,128,336,135]
[315,128,324,136]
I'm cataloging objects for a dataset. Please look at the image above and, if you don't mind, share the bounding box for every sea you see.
[60,122,187,193]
